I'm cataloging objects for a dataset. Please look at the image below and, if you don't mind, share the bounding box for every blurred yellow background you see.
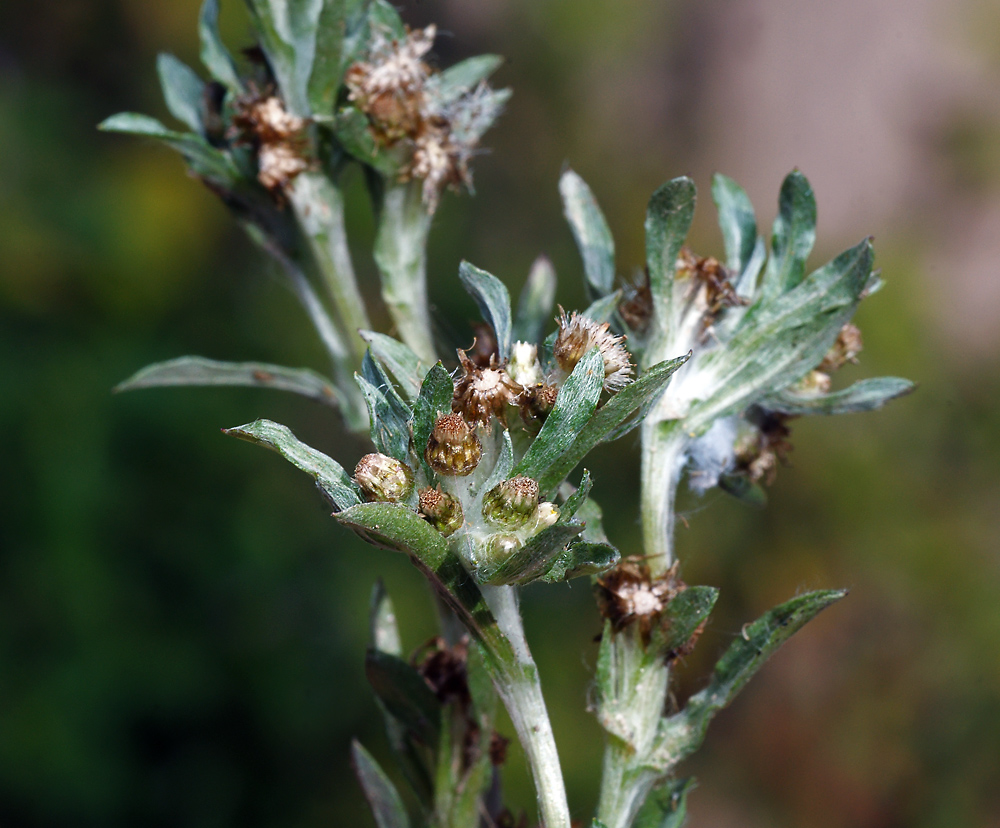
[2,1,1000,826]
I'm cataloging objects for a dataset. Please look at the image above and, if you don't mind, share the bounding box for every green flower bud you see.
[418,486,464,537]
[354,453,414,502]
[483,533,522,563]
[425,414,482,476]
[482,476,540,529]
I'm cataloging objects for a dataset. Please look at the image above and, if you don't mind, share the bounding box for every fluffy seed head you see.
[482,476,540,529]
[426,414,482,476]
[595,559,686,644]
[354,453,415,502]
[554,309,633,392]
[452,349,522,428]
[418,486,464,536]
[231,93,310,192]
[819,323,863,373]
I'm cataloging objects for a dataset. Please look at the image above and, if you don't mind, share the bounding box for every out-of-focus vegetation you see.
[2,1,1000,826]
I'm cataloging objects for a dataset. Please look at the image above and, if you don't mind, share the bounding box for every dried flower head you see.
[734,410,795,486]
[619,269,653,335]
[231,92,310,192]
[554,308,633,392]
[452,349,522,428]
[819,323,863,373]
[418,485,464,536]
[354,453,414,502]
[482,476,540,529]
[426,413,482,476]
[675,247,743,317]
[519,382,559,426]
[595,559,686,643]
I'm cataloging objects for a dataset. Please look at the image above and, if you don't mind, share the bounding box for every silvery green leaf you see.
[479,522,585,586]
[223,419,361,510]
[583,290,622,325]
[199,0,242,91]
[536,354,689,495]
[425,54,503,107]
[243,0,326,116]
[157,53,205,134]
[365,650,441,747]
[513,348,605,487]
[513,255,557,345]
[333,106,401,176]
[448,86,511,148]
[560,169,615,299]
[634,778,697,828]
[99,113,241,188]
[366,0,405,38]
[114,356,340,407]
[761,170,816,302]
[540,540,620,583]
[410,363,454,478]
[351,741,412,828]
[576,496,608,544]
[358,351,412,463]
[559,469,593,520]
[361,331,426,401]
[459,261,513,361]
[645,177,696,346]
[655,586,718,656]
[308,0,364,116]
[763,376,915,415]
[712,173,757,275]
[687,239,874,433]
[654,589,846,768]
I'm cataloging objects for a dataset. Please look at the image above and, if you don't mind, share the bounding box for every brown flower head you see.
[452,349,522,428]
[230,92,310,192]
[595,559,686,643]
[675,246,744,318]
[482,476,540,529]
[354,453,414,502]
[554,308,633,392]
[418,485,464,536]
[819,322,863,373]
[734,410,795,486]
[425,413,482,476]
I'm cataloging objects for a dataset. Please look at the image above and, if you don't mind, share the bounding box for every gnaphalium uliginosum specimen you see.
[105,2,914,827]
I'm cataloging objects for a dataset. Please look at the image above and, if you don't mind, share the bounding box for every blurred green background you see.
[3,0,1000,826]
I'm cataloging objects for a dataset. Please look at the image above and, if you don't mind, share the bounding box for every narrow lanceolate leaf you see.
[351,741,412,828]
[365,650,441,747]
[114,356,340,407]
[560,169,615,299]
[336,503,510,663]
[656,586,718,656]
[712,173,757,275]
[645,177,696,344]
[762,376,915,416]
[479,522,585,586]
[366,0,406,38]
[410,363,455,478]
[536,354,689,495]
[583,290,622,325]
[370,579,403,656]
[157,53,205,134]
[223,419,361,510]
[308,0,361,116]
[654,589,847,768]
[361,331,426,401]
[718,473,768,508]
[99,113,242,188]
[243,0,323,116]
[513,255,557,345]
[540,540,620,583]
[198,0,242,91]
[358,351,412,463]
[634,777,697,828]
[512,348,605,486]
[426,54,503,106]
[458,261,513,361]
[761,170,817,302]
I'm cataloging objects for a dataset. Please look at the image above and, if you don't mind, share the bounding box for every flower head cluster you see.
[554,308,634,392]
[345,26,506,212]
[231,91,311,193]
